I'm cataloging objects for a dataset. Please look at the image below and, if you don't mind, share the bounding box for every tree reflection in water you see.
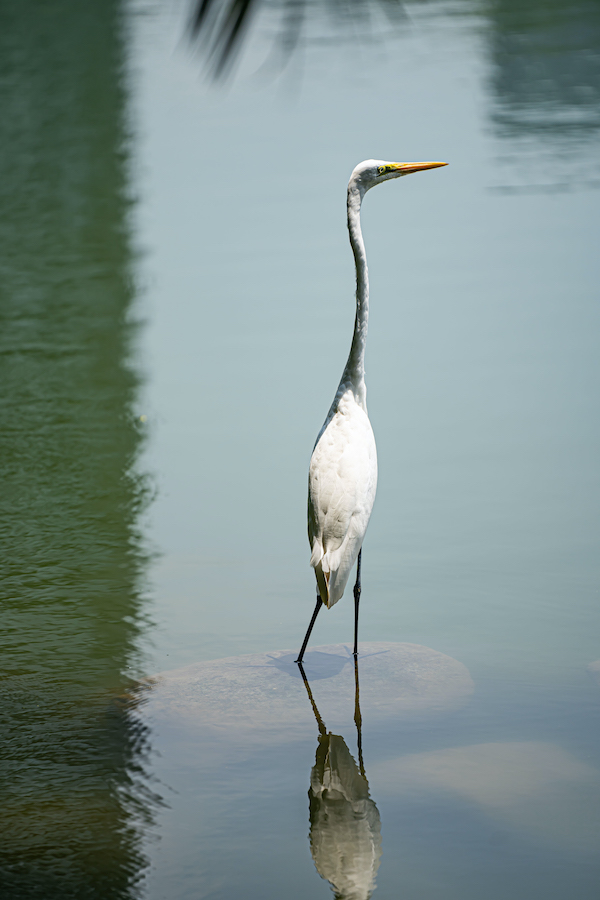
[0,1,156,897]
[190,0,600,163]
[487,0,600,142]
[299,661,382,900]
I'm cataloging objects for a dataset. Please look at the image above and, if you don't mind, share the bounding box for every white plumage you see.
[309,389,377,609]
[298,158,447,662]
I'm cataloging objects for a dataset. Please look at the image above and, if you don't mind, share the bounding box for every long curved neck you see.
[339,183,368,410]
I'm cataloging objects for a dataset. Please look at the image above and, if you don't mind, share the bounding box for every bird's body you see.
[297,158,447,663]
[308,383,377,609]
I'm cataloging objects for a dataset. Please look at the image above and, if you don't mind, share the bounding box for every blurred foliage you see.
[486,0,600,139]
[189,0,406,77]
[190,0,600,148]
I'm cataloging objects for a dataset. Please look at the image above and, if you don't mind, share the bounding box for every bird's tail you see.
[314,560,330,608]
[310,541,330,607]
[311,539,358,609]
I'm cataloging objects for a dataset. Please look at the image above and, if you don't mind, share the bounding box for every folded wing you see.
[308,392,377,608]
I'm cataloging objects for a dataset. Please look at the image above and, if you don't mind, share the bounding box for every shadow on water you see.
[0,1,156,897]
[270,650,355,679]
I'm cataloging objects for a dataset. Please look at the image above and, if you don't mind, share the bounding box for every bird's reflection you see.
[298,660,382,900]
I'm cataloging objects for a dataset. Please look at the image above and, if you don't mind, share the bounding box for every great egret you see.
[296,159,448,664]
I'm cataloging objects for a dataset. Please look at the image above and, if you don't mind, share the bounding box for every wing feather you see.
[308,391,377,608]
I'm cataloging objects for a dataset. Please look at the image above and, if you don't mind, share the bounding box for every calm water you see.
[0,2,152,897]
[1,0,599,897]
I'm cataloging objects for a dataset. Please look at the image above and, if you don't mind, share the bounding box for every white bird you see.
[296,158,447,664]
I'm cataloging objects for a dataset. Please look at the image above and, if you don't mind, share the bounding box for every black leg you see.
[353,549,362,657]
[296,592,323,664]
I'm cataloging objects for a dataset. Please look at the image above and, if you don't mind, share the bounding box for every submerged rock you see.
[371,741,600,855]
[144,642,474,741]
[588,660,600,685]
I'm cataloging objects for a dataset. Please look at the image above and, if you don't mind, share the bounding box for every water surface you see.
[132,1,600,896]
[1,0,599,897]
[0,2,153,896]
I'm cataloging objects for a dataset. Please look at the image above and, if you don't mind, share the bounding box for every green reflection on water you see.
[191,0,600,153]
[0,1,153,896]
[487,0,600,140]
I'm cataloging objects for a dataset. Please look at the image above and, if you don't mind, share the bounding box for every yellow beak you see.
[390,161,448,175]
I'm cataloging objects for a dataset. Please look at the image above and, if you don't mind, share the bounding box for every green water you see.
[1,0,599,897]
[0,2,152,896]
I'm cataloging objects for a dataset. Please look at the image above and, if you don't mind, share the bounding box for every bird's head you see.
[349,159,448,197]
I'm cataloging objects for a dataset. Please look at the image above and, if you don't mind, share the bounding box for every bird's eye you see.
[377,166,386,176]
